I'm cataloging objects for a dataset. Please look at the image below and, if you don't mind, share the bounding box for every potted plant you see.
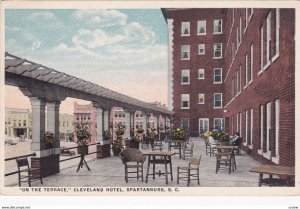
[113,122,126,155]
[45,131,55,155]
[173,128,186,141]
[103,130,112,141]
[148,129,157,148]
[76,123,90,155]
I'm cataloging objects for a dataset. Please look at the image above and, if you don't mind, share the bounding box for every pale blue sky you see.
[5,9,168,112]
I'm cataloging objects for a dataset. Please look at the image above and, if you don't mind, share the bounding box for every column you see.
[153,115,158,133]
[164,116,167,134]
[124,112,130,139]
[103,110,109,131]
[95,106,103,143]
[30,97,46,151]
[46,101,60,148]
[142,115,147,136]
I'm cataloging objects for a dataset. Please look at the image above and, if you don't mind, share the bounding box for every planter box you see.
[97,144,111,158]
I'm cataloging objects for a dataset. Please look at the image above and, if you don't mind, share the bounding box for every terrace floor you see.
[5,137,264,187]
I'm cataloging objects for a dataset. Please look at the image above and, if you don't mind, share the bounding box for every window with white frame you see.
[247,8,253,21]
[236,113,239,132]
[213,43,222,58]
[181,69,190,85]
[214,118,224,130]
[250,108,253,148]
[259,105,264,153]
[272,9,280,60]
[244,54,248,87]
[244,110,248,145]
[249,44,253,83]
[198,69,205,79]
[236,70,239,96]
[197,20,206,35]
[239,112,242,137]
[266,12,271,66]
[231,78,234,99]
[198,94,205,104]
[214,93,222,108]
[181,94,190,109]
[239,65,242,94]
[239,17,242,42]
[198,44,205,55]
[273,99,280,163]
[213,19,223,34]
[181,45,190,60]
[245,9,248,31]
[260,25,264,71]
[236,28,239,49]
[265,102,272,157]
[181,22,190,36]
[214,68,222,84]
[232,42,235,60]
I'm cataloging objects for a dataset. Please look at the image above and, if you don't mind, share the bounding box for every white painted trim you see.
[257,149,263,155]
[248,144,253,150]
[263,151,272,160]
[271,156,280,165]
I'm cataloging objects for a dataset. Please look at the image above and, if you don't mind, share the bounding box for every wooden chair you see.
[16,157,43,187]
[204,137,212,156]
[215,147,235,174]
[177,156,202,187]
[119,148,146,183]
[183,142,194,160]
[152,139,163,151]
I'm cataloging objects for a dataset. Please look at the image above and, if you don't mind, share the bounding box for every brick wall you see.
[31,154,60,177]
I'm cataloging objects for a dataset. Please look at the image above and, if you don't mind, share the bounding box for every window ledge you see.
[262,151,272,160]
[198,103,205,105]
[272,53,280,62]
[263,62,271,71]
[243,85,248,90]
[197,33,206,36]
[181,58,190,61]
[248,80,253,86]
[257,149,263,155]
[271,156,280,165]
[248,144,253,150]
[213,82,222,84]
[213,107,222,109]
[198,53,205,55]
[243,142,248,147]
[213,57,223,59]
[213,32,223,35]
[198,78,205,80]
[181,34,190,37]
[181,107,190,110]
[181,83,190,85]
[258,69,264,76]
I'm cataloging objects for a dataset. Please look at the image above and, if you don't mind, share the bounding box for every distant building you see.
[59,114,74,140]
[73,102,96,143]
[5,108,32,139]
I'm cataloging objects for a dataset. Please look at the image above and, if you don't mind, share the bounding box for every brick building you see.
[163,8,295,166]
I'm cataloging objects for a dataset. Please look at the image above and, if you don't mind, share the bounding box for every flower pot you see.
[130,140,139,149]
[113,149,121,156]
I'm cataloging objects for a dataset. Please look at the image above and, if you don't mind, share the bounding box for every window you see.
[213,43,222,58]
[23,120,26,126]
[239,17,242,42]
[181,69,190,85]
[239,112,242,137]
[180,118,190,130]
[181,45,190,60]
[214,93,222,108]
[272,9,280,60]
[260,25,264,71]
[250,108,253,148]
[249,44,253,83]
[213,19,222,34]
[214,68,222,84]
[266,12,271,66]
[232,42,235,60]
[214,118,224,130]
[197,20,206,35]
[236,28,239,49]
[259,105,264,154]
[265,102,272,157]
[244,54,248,87]
[231,78,234,99]
[245,110,248,145]
[239,65,242,94]
[181,94,190,109]
[181,22,190,36]
[198,69,205,79]
[247,8,253,21]
[273,99,280,163]
[236,113,239,132]
[198,44,205,55]
[236,70,239,96]
[198,94,205,104]
[199,118,209,133]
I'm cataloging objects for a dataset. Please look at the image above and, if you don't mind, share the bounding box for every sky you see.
[5,9,168,114]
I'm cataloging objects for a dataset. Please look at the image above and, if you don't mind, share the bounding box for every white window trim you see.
[198,94,205,104]
[181,94,190,109]
[199,118,209,132]
[236,28,239,50]
[272,8,280,62]
[239,113,242,138]
[236,70,239,96]
[244,9,248,33]
[265,12,271,67]
[181,45,190,60]
[239,17,242,44]
[244,54,248,89]
[236,113,239,132]
[181,69,190,85]
[239,65,242,94]
[249,44,253,84]
[272,100,280,164]
[198,69,205,80]
[213,43,223,59]
[214,118,224,130]
[249,108,253,149]
[249,8,254,21]
[213,19,223,34]
[259,26,264,75]
[243,110,248,146]
[263,102,272,160]
[258,105,264,155]
[181,21,190,37]
[197,20,206,35]
[198,44,205,55]
[213,68,222,84]
[213,93,223,109]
